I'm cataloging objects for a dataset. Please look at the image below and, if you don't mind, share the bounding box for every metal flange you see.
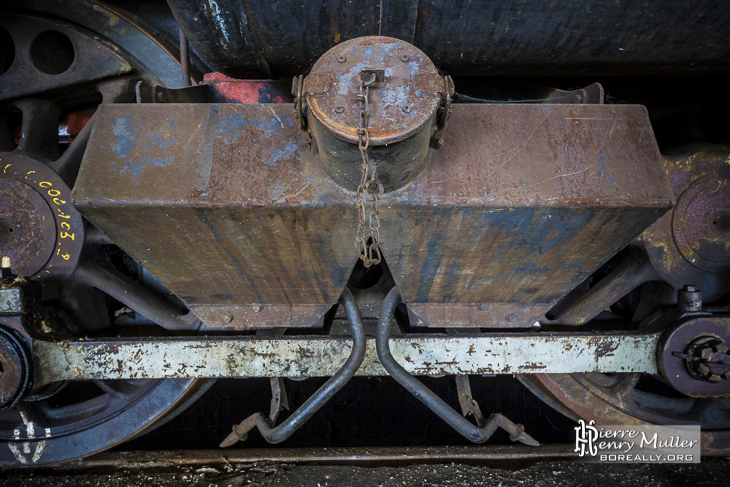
[0,325,31,412]
[657,316,730,397]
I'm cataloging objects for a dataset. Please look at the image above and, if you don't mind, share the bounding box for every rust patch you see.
[357,38,394,45]
[594,339,620,358]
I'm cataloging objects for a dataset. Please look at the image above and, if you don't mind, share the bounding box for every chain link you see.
[355,72,382,268]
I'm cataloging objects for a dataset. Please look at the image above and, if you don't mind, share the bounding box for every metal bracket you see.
[134,80,211,104]
[292,75,311,143]
[543,82,605,105]
[359,68,385,88]
[455,375,487,427]
[431,75,454,148]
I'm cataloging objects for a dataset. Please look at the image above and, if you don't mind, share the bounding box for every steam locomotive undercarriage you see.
[1,0,729,466]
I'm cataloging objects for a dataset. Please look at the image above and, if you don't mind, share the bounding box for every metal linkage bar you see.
[552,250,657,326]
[72,262,197,331]
[376,287,538,446]
[179,26,191,87]
[220,288,366,446]
[31,328,659,387]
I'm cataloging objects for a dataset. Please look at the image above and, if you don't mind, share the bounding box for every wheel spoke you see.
[0,6,207,465]
[49,112,96,186]
[83,225,114,246]
[610,373,641,396]
[39,395,111,423]
[13,99,60,162]
[607,373,641,409]
[91,379,143,398]
[632,389,696,416]
[13,402,45,430]
[97,77,139,104]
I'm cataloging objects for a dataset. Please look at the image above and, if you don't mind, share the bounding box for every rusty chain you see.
[355,72,383,267]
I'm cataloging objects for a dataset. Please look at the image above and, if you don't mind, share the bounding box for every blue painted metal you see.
[73,102,673,329]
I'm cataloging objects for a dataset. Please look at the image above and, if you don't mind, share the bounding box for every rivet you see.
[337,55,347,63]
[335,106,345,114]
[402,105,412,113]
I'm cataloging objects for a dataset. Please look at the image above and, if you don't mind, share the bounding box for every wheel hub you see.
[673,174,730,272]
[683,336,730,383]
[0,154,84,279]
[658,316,730,397]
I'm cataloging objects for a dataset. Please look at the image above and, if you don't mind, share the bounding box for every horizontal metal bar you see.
[32,332,659,386]
[47,445,578,471]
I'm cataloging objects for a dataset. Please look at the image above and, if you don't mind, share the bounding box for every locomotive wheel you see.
[522,372,730,453]
[0,2,211,466]
[520,146,730,454]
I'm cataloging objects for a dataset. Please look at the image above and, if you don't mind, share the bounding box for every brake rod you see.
[31,330,660,387]
[221,287,367,446]
[375,287,540,446]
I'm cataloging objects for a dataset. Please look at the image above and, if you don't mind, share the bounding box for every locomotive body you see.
[0,0,729,465]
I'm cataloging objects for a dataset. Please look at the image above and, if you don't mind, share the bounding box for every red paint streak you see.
[11,106,96,145]
[204,72,290,104]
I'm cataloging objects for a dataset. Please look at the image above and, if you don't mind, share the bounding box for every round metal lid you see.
[305,36,444,146]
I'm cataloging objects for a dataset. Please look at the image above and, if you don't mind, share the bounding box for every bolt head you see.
[707,374,723,383]
[400,54,410,62]
[222,312,234,323]
[337,55,347,63]
[697,363,710,376]
[701,347,714,360]
[335,106,345,114]
[402,105,412,113]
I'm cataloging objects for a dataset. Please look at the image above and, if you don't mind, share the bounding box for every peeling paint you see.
[33,332,660,385]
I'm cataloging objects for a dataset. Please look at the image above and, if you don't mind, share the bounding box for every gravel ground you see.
[2,458,729,487]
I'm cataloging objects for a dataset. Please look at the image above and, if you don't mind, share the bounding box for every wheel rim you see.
[520,144,730,454]
[522,370,730,453]
[0,4,211,466]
